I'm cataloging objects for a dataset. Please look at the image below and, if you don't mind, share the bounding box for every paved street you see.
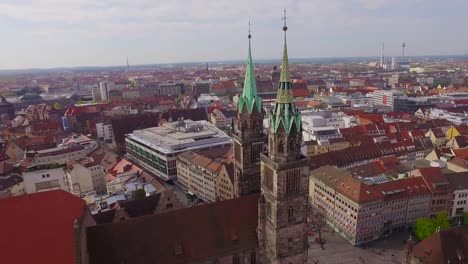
[308,225,407,264]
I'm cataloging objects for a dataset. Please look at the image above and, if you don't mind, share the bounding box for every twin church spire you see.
[238,21,262,115]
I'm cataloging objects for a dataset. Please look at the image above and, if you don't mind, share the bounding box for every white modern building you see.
[197,93,220,107]
[96,123,113,142]
[66,158,107,196]
[427,108,468,126]
[26,138,99,166]
[446,172,468,217]
[301,110,356,129]
[23,166,70,194]
[125,120,232,181]
[99,81,113,101]
[372,90,405,110]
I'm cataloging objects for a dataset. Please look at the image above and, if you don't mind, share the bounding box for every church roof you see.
[87,193,260,264]
[238,29,262,115]
[269,20,301,135]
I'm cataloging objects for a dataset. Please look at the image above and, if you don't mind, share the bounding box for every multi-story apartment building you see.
[159,81,185,96]
[25,135,99,166]
[428,108,468,126]
[411,167,453,217]
[445,172,468,217]
[96,123,113,142]
[302,138,350,158]
[372,90,405,110]
[216,162,235,201]
[193,81,211,95]
[66,158,107,196]
[177,151,221,202]
[310,166,431,245]
[210,108,236,129]
[23,166,71,194]
[301,110,356,129]
[125,120,231,181]
[177,150,235,202]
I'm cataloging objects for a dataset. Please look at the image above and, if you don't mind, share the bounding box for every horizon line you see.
[1,53,468,73]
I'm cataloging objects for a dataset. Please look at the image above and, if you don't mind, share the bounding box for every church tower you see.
[232,23,265,197]
[258,10,309,264]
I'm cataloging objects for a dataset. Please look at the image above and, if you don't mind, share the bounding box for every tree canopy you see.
[53,102,62,109]
[415,213,450,240]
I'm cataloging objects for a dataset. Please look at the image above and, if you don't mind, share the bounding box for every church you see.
[87,14,310,264]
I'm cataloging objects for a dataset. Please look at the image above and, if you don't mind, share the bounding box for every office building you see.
[125,120,232,181]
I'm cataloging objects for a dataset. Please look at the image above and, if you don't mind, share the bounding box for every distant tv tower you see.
[126,56,130,71]
[402,42,406,58]
[380,42,385,68]
[206,62,209,74]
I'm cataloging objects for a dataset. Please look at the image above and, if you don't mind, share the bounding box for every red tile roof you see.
[292,87,310,98]
[418,167,453,193]
[412,227,468,264]
[0,190,87,264]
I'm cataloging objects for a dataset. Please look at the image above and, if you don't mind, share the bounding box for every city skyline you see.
[1,0,468,70]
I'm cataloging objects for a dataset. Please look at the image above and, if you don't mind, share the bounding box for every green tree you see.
[53,102,62,110]
[415,217,435,240]
[415,213,451,240]
[133,189,146,199]
[433,212,450,230]
[463,212,468,225]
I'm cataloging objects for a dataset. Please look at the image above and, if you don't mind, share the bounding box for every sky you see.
[0,0,467,70]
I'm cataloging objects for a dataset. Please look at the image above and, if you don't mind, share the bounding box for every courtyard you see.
[307,225,408,264]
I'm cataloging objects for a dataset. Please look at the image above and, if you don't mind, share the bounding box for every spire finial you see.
[248,21,252,39]
[282,8,288,31]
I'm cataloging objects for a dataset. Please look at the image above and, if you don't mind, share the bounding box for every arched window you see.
[278,140,284,153]
[288,206,294,223]
[289,140,295,152]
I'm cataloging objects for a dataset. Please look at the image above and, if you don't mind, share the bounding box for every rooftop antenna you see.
[402,42,406,58]
[282,8,287,29]
[380,43,385,68]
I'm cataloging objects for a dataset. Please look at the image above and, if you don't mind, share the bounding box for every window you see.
[250,251,256,264]
[286,169,300,196]
[266,202,272,219]
[251,143,263,164]
[233,254,239,264]
[234,142,241,162]
[288,206,294,223]
[278,140,284,153]
[263,166,274,191]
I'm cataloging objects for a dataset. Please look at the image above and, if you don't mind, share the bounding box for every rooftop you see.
[87,193,259,264]
[126,120,231,154]
[0,190,88,264]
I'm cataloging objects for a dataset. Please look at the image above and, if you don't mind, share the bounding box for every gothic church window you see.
[288,206,294,223]
[286,169,300,196]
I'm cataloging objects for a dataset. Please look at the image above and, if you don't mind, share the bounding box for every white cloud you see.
[0,0,466,69]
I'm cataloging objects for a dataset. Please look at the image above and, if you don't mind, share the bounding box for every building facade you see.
[96,123,113,142]
[125,120,231,181]
[23,166,71,194]
[67,160,107,196]
[309,166,431,245]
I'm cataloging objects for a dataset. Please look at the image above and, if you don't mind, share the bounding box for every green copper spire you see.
[275,9,294,105]
[238,22,262,114]
[269,9,301,135]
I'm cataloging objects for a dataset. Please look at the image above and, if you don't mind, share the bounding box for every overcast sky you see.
[0,0,467,70]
